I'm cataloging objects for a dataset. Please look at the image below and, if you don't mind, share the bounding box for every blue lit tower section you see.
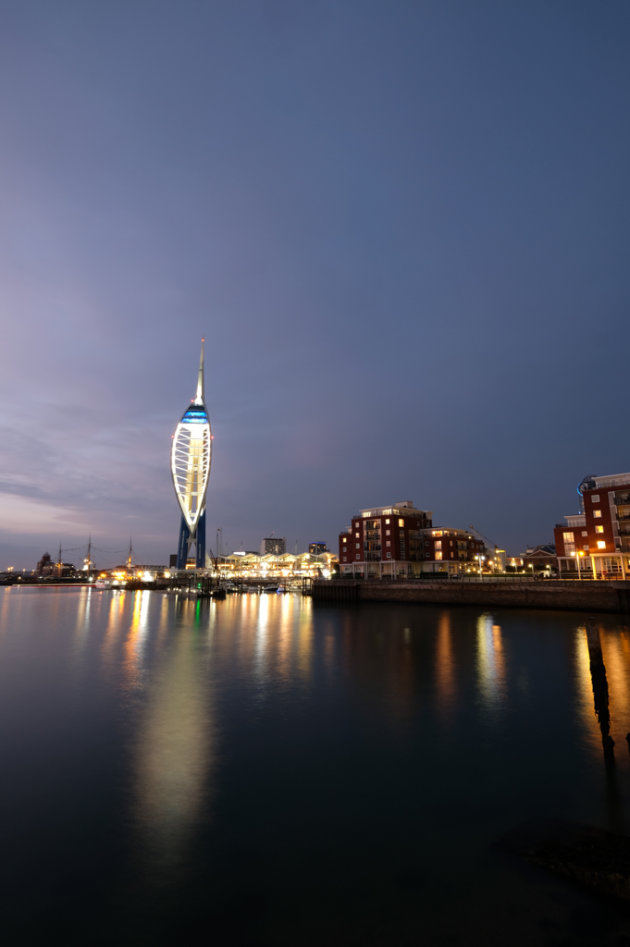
[171,341,212,569]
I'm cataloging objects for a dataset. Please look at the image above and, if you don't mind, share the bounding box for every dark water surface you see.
[2,586,630,945]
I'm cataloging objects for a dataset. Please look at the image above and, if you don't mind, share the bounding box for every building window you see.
[386,540,391,546]
[597,541,606,549]
[386,552,391,559]
[593,510,602,519]
[386,530,390,536]
[356,554,360,560]
[592,495,600,503]
[355,543,360,550]
[582,531,587,536]
[563,532,574,543]
[398,519,404,527]
[596,525,604,534]
[342,537,347,543]
[435,540,442,550]
[435,551,442,560]
[385,519,390,525]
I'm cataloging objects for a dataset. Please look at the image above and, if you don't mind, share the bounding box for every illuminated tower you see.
[171,340,212,569]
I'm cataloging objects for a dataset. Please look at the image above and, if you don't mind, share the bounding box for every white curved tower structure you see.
[171,340,212,568]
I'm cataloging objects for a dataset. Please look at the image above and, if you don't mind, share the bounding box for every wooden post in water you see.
[586,622,615,764]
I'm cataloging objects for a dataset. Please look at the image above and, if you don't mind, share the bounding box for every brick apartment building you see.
[338,501,485,578]
[554,472,630,578]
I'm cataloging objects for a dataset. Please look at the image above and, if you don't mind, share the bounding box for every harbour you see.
[2,585,630,944]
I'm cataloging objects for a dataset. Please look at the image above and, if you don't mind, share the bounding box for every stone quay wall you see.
[312,579,630,614]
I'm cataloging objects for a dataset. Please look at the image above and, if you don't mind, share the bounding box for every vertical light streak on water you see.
[73,586,91,638]
[254,592,270,694]
[155,593,172,652]
[131,618,216,885]
[123,591,151,692]
[0,588,12,639]
[294,597,313,684]
[574,624,605,760]
[101,589,128,676]
[598,625,630,747]
[475,613,506,719]
[435,610,455,725]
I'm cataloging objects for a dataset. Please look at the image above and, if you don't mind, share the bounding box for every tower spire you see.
[194,338,205,405]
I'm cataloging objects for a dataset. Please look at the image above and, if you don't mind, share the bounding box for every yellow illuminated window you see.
[597,540,606,549]
[596,526,604,534]
[398,519,404,527]
[563,532,574,542]
[435,551,443,560]
[594,510,602,519]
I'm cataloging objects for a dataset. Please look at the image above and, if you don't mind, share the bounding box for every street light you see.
[571,550,585,580]
[577,550,585,580]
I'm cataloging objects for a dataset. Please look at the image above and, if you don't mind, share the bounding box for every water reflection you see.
[475,613,506,715]
[585,623,615,763]
[132,613,216,883]
[435,611,456,722]
[575,622,627,833]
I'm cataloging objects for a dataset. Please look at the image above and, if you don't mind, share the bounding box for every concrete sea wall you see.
[312,579,630,614]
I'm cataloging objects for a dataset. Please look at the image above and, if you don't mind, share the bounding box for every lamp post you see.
[571,550,584,580]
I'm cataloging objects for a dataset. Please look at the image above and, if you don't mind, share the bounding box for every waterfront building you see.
[555,472,630,578]
[337,501,487,578]
[522,544,556,576]
[339,501,431,578]
[214,550,336,582]
[308,542,328,555]
[423,527,486,575]
[260,537,286,555]
[171,341,212,569]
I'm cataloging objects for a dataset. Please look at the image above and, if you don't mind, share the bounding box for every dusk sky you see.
[1,1,629,570]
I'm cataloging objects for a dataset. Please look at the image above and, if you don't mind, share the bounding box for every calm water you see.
[2,586,630,945]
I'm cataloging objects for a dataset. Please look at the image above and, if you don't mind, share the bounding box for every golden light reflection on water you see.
[574,625,603,758]
[575,621,630,763]
[215,592,314,695]
[435,611,455,720]
[122,590,151,690]
[476,613,506,713]
[133,625,215,880]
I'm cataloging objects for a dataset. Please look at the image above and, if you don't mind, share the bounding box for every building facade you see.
[422,528,486,574]
[339,501,432,578]
[260,537,286,555]
[554,473,630,578]
[338,501,488,578]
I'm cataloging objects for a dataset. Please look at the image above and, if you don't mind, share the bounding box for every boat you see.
[211,587,226,600]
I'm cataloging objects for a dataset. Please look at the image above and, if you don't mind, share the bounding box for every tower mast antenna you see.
[194,337,205,405]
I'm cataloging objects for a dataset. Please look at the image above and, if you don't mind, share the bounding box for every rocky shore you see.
[502,821,630,904]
